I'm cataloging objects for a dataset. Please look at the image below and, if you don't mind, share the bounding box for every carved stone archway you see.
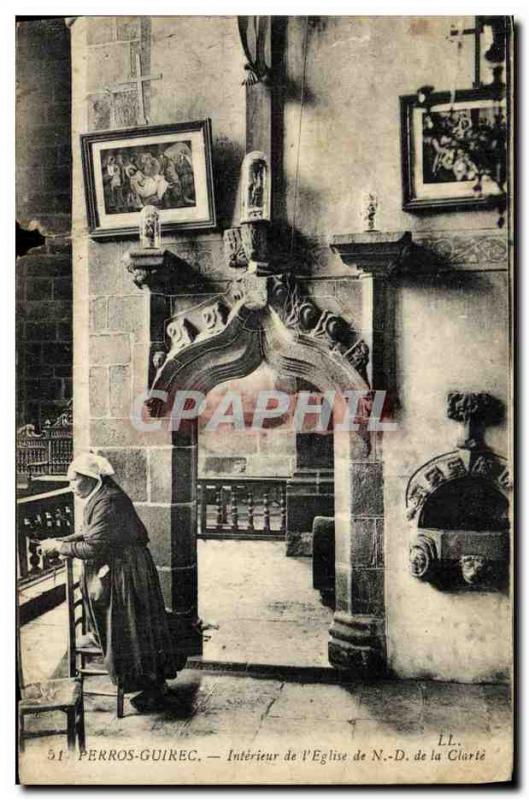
[125,232,413,674]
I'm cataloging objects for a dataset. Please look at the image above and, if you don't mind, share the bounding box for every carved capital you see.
[331,231,414,278]
[123,248,183,291]
[447,391,504,450]
[224,228,248,270]
[240,220,269,269]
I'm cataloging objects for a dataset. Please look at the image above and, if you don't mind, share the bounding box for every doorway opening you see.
[195,364,335,669]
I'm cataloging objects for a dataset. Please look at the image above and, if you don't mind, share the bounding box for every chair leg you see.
[77,698,86,752]
[18,709,25,753]
[117,683,124,718]
[66,709,76,752]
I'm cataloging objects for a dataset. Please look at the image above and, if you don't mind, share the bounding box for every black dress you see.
[59,478,177,692]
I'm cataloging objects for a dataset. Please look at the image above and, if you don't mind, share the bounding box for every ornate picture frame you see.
[400,88,506,212]
[81,119,216,238]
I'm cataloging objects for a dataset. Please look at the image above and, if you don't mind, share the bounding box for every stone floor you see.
[198,539,333,668]
[18,539,513,784]
[19,670,512,784]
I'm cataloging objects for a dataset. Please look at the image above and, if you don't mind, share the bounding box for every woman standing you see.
[41,453,178,712]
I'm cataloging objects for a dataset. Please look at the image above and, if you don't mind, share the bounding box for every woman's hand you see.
[40,538,59,555]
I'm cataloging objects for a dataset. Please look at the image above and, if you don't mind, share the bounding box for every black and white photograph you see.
[14,13,514,786]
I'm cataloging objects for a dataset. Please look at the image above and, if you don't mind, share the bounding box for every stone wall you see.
[16,19,73,427]
[16,243,72,426]
[283,16,499,243]
[71,17,247,654]
[384,233,511,682]
[70,16,512,679]
[16,18,72,237]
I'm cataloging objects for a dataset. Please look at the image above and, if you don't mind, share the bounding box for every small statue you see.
[361,191,378,232]
[140,205,161,249]
[240,151,270,224]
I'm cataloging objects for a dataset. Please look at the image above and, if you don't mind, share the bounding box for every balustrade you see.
[197,478,287,538]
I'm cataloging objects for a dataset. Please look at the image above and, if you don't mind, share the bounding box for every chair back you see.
[65,558,84,678]
[16,595,25,694]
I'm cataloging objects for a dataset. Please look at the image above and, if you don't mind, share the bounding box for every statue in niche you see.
[240,151,270,223]
[140,204,161,250]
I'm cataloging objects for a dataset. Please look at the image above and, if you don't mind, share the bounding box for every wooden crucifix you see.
[105,52,162,126]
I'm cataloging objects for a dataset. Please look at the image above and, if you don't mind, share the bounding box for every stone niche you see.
[407,393,511,591]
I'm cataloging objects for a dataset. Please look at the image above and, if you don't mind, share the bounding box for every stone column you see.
[169,423,201,656]
[330,427,385,674]
[327,232,412,675]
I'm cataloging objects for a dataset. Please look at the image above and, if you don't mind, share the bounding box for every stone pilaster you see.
[328,427,386,675]
[326,232,413,675]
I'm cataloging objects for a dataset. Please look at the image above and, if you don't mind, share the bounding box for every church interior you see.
[16,15,513,774]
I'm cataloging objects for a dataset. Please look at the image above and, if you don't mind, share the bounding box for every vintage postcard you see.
[16,14,514,785]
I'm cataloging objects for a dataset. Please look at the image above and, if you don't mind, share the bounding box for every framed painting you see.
[400,88,506,212]
[81,119,216,238]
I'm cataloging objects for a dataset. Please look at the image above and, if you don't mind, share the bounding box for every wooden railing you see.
[197,478,286,539]
[17,487,74,585]
[17,409,73,482]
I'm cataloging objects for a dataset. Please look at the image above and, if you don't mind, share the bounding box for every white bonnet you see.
[67,452,115,481]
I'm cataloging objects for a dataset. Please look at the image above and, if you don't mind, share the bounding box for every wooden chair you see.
[17,581,85,753]
[66,558,125,718]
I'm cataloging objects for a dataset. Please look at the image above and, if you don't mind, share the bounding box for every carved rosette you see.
[409,534,438,581]
[195,302,230,341]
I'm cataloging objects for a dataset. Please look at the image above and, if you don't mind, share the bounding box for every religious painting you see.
[400,88,507,211]
[81,120,216,238]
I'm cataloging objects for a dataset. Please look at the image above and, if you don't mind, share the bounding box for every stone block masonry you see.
[17,246,72,427]
[16,18,71,237]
